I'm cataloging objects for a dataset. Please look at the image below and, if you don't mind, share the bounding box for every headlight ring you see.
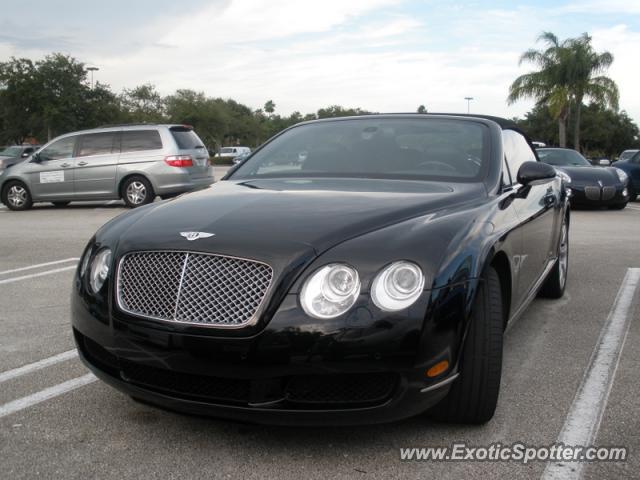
[300,263,360,319]
[89,248,112,293]
[371,261,425,312]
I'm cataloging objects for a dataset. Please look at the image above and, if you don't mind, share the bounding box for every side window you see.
[502,130,536,183]
[632,152,640,164]
[77,132,117,157]
[121,130,163,153]
[39,137,76,161]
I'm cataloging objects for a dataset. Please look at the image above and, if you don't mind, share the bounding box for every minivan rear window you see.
[121,130,162,152]
[170,127,204,150]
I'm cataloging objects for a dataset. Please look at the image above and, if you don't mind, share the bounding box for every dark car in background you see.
[613,150,640,201]
[72,114,569,426]
[0,145,40,172]
[537,147,629,209]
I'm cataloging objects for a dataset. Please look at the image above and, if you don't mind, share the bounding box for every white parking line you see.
[0,258,79,276]
[542,268,640,480]
[0,374,96,419]
[0,350,78,384]
[0,265,77,285]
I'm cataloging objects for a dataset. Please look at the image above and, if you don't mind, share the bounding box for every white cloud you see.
[1,0,638,126]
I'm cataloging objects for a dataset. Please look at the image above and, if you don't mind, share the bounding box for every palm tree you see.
[567,34,618,151]
[508,32,572,147]
[508,32,619,150]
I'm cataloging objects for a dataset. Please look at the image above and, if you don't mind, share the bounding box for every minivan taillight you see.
[165,155,193,167]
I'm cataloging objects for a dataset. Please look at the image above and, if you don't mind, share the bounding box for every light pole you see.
[86,66,99,88]
[464,96,474,114]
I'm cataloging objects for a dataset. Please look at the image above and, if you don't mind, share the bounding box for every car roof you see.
[58,124,190,135]
[297,113,533,145]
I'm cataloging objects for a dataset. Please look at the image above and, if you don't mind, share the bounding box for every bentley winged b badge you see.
[180,231,215,241]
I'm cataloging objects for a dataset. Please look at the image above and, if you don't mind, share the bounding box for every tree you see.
[166,89,228,149]
[120,84,166,123]
[0,54,122,143]
[567,34,618,151]
[514,103,639,157]
[508,32,619,151]
[417,105,427,113]
[264,100,275,116]
[0,57,40,143]
[508,32,573,147]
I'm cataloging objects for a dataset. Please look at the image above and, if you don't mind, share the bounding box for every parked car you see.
[0,125,214,210]
[613,150,640,201]
[232,151,251,165]
[617,149,639,162]
[0,144,40,171]
[217,146,251,162]
[537,147,629,209]
[72,114,570,425]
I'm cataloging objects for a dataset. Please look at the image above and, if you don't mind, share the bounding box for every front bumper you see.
[71,278,471,425]
[569,183,628,206]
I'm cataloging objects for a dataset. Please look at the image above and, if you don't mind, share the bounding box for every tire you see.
[2,180,33,211]
[52,201,70,208]
[539,216,569,298]
[429,266,503,424]
[121,176,154,208]
[608,202,627,210]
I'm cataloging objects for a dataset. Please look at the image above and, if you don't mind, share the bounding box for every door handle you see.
[77,161,88,166]
[60,163,71,168]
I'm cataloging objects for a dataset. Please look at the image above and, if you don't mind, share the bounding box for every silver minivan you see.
[0,125,214,210]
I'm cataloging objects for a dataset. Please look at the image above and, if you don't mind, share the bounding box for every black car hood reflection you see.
[116,178,483,259]
[554,165,619,185]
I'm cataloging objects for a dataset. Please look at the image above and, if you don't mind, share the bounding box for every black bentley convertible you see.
[72,114,570,425]
[537,147,630,209]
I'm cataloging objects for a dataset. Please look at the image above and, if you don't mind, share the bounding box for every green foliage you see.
[508,32,619,150]
[514,103,639,157]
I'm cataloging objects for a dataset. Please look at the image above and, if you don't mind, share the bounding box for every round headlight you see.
[89,249,112,293]
[300,263,360,319]
[614,167,628,184]
[371,261,425,311]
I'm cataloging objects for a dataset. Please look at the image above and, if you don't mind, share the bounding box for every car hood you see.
[114,178,484,260]
[554,165,619,185]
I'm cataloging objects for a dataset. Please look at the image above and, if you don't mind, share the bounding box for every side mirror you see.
[517,161,556,185]
[31,152,42,163]
[598,159,611,166]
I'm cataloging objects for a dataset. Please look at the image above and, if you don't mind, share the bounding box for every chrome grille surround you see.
[602,186,616,201]
[584,186,600,201]
[117,251,274,328]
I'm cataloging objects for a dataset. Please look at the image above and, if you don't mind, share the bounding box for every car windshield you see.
[619,150,638,161]
[230,118,488,182]
[537,149,591,166]
[0,146,23,156]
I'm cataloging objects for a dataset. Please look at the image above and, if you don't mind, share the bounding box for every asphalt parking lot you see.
[1,192,639,479]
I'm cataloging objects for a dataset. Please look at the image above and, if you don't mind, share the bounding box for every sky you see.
[0,0,639,124]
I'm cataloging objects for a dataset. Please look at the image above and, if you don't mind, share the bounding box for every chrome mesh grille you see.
[602,186,615,201]
[584,186,600,200]
[117,251,273,326]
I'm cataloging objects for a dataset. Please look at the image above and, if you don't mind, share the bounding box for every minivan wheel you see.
[2,181,33,211]
[121,176,154,208]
